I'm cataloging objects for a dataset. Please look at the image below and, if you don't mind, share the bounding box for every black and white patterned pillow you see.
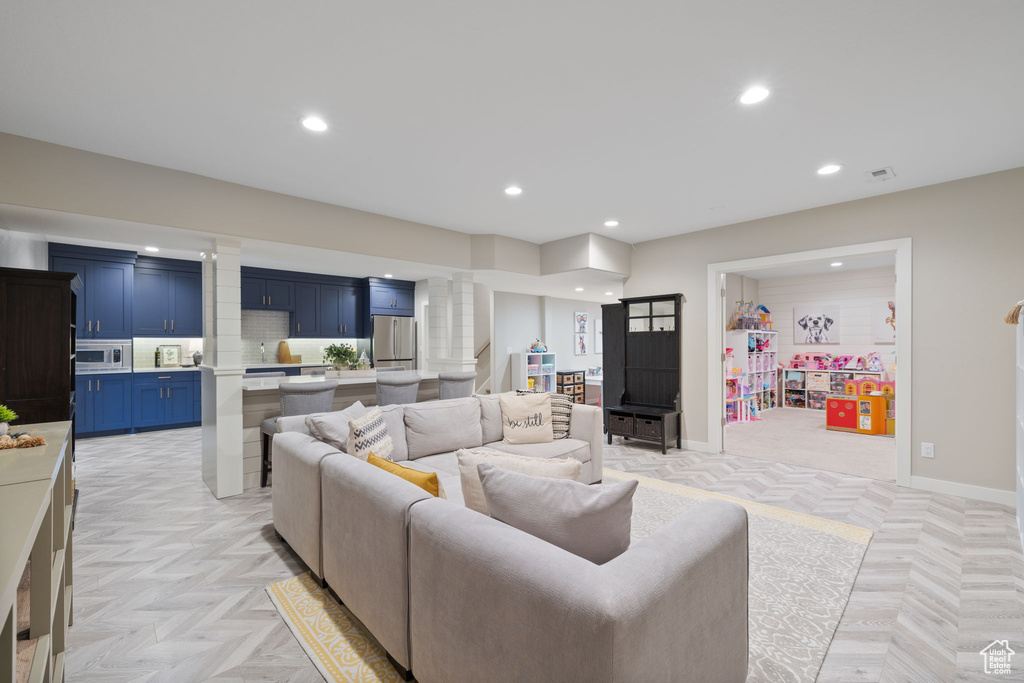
[348,407,394,461]
[517,390,572,439]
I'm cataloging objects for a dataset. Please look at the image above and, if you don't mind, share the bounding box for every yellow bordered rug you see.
[265,572,402,682]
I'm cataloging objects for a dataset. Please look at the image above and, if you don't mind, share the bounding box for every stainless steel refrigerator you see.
[372,315,417,369]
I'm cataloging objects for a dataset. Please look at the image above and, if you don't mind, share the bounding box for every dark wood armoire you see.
[601,293,683,454]
[0,267,81,435]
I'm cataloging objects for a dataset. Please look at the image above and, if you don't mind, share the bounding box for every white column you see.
[426,277,449,369]
[451,272,475,369]
[201,238,244,499]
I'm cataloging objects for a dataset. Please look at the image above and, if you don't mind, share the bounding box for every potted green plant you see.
[323,343,357,371]
[0,405,17,436]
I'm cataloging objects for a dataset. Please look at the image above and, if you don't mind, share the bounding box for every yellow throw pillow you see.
[366,452,440,497]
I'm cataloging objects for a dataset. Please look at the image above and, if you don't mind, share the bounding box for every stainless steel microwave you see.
[77,340,132,373]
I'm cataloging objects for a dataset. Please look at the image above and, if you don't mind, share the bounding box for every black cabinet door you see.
[52,257,90,337]
[293,283,320,337]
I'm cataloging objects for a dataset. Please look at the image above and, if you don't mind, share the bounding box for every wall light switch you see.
[921,442,935,459]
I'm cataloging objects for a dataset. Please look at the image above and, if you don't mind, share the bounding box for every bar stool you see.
[376,373,421,406]
[261,379,339,487]
[438,371,477,400]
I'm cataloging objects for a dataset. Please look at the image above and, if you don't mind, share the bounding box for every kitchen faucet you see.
[261,342,265,364]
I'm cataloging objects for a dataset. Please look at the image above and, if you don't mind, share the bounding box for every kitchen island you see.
[241,371,440,489]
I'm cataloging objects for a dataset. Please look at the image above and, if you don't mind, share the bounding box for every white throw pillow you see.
[304,401,367,451]
[348,407,394,461]
[498,393,554,444]
[478,464,638,565]
[456,447,582,515]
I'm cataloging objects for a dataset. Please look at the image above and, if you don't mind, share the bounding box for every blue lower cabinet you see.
[246,366,302,376]
[133,372,201,430]
[76,373,133,436]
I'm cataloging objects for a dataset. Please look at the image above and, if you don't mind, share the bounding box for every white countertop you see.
[243,363,332,370]
[242,371,439,392]
[134,366,200,373]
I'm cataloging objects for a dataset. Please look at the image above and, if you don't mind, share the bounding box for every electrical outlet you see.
[921,442,935,459]
[506,347,513,354]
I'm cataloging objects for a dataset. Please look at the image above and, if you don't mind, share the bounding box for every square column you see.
[201,239,244,499]
[451,272,475,365]
[426,277,449,367]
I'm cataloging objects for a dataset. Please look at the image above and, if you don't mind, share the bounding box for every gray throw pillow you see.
[304,401,367,451]
[477,464,638,565]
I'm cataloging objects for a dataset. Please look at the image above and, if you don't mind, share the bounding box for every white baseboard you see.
[679,440,714,453]
[910,475,1015,508]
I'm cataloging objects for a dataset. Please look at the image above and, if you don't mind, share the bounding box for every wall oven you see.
[77,340,132,374]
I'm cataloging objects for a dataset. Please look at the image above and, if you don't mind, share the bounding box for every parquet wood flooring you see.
[65,428,1024,681]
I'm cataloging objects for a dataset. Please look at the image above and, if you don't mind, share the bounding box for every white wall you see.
[625,166,1024,494]
[0,228,48,269]
[492,292,605,392]
[757,266,896,366]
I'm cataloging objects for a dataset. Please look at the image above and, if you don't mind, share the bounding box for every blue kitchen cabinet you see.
[293,282,320,337]
[76,373,133,435]
[241,276,294,311]
[320,284,362,337]
[134,258,203,336]
[133,372,199,430]
[241,276,266,309]
[51,249,134,338]
[367,279,414,316]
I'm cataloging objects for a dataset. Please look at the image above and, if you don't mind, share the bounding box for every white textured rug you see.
[607,469,873,683]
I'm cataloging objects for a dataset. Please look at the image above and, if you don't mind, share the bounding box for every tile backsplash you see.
[241,310,369,365]
[134,337,204,369]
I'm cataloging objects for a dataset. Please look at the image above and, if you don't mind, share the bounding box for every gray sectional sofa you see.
[272,394,749,683]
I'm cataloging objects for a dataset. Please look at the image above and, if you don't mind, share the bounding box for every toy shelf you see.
[782,368,886,410]
[725,330,778,424]
[511,352,557,393]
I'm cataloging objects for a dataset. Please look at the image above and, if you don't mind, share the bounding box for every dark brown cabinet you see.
[0,268,81,426]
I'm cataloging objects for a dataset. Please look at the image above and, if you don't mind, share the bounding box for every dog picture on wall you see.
[793,305,840,344]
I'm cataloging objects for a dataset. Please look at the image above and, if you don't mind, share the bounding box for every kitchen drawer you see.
[608,414,634,436]
[635,417,663,441]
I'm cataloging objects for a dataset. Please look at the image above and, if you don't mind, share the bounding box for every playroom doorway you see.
[707,239,911,484]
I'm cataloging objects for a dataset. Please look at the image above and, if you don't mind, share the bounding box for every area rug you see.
[604,469,872,683]
[266,572,402,682]
[269,469,872,683]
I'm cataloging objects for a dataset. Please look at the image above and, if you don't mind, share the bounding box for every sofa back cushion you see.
[477,394,504,443]
[404,397,483,459]
[304,401,368,451]
[478,464,638,564]
[378,404,409,462]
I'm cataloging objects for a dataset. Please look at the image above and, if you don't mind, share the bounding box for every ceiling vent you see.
[865,166,896,183]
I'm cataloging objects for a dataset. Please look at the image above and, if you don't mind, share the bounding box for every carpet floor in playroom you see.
[725,407,896,481]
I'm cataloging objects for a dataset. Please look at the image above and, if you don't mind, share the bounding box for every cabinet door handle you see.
[88,320,92,333]
[97,379,101,392]
[268,296,271,306]
[164,320,167,330]
[171,320,174,332]
[158,376,172,379]
[160,387,163,399]
[297,323,301,332]
[262,295,266,305]
[97,320,100,332]
[88,379,92,392]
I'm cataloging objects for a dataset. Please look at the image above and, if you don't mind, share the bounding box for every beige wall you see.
[493,292,544,392]
[626,166,1024,493]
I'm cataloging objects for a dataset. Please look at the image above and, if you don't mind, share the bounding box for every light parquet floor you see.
[66,427,1024,681]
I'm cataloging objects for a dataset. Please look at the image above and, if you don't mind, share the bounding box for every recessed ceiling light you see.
[144,246,159,253]
[831,262,843,267]
[383,273,394,278]
[605,291,614,296]
[504,185,523,196]
[301,116,328,132]
[817,163,844,175]
[575,287,584,292]
[739,86,770,105]
[604,220,619,228]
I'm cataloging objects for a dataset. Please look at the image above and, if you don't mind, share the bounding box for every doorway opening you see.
[707,239,911,485]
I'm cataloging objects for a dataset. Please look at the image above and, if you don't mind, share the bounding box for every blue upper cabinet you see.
[241,276,266,309]
[133,257,203,336]
[293,282,320,337]
[367,278,415,317]
[266,280,294,311]
[241,275,294,311]
[51,244,135,339]
[320,284,362,337]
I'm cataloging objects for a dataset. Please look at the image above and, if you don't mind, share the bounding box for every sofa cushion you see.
[499,393,553,444]
[401,458,464,505]
[485,438,592,466]
[367,452,440,497]
[477,464,638,565]
[517,391,571,439]
[348,407,395,461]
[456,448,582,515]
[304,401,368,451]
[407,451,460,477]
[403,397,482,459]
[378,405,408,462]
[477,394,504,443]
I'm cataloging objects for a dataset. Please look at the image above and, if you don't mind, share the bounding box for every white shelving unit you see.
[511,352,557,393]
[782,368,886,410]
[725,330,778,423]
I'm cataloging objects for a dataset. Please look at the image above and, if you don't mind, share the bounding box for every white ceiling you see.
[1,1,1023,245]
[736,253,895,280]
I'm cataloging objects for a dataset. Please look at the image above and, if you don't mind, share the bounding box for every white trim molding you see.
[911,476,1015,508]
[707,238,913,487]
